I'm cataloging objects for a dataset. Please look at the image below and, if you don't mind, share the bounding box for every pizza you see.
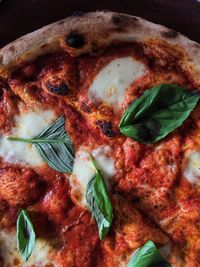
[0,10,200,267]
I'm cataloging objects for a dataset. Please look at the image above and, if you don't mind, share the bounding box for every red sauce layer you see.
[0,43,200,266]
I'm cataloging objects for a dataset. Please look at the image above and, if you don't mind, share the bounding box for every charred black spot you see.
[65,32,85,49]
[81,102,91,113]
[46,81,69,96]
[112,14,139,28]
[96,120,116,137]
[71,10,85,17]
[161,30,179,39]
[136,119,161,143]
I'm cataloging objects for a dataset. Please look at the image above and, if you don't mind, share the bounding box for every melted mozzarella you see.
[184,151,200,184]
[0,110,55,167]
[72,150,94,199]
[92,146,116,179]
[0,230,56,267]
[0,230,19,266]
[25,238,55,266]
[88,57,147,110]
[13,110,55,139]
[71,146,116,206]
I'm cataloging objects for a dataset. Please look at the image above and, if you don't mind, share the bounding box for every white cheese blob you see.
[0,230,19,266]
[71,146,116,206]
[25,238,56,266]
[0,230,56,267]
[0,110,55,167]
[184,151,200,184]
[88,57,147,110]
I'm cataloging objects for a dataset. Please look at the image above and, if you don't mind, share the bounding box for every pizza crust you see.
[0,11,200,77]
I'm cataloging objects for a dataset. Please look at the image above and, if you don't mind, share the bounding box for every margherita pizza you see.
[0,11,200,267]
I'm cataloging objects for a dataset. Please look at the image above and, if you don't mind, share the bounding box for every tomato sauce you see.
[0,43,200,266]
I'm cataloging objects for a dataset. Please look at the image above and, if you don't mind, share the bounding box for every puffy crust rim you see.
[0,11,200,75]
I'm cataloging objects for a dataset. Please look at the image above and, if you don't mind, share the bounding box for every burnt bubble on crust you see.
[112,14,139,28]
[96,120,116,137]
[161,30,180,39]
[65,31,85,49]
[45,81,69,96]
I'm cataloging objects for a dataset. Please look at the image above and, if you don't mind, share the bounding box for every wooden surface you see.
[0,0,200,48]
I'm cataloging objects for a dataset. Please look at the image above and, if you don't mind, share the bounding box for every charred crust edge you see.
[161,30,180,39]
[112,14,139,28]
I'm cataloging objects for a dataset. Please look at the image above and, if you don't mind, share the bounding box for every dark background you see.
[0,0,200,48]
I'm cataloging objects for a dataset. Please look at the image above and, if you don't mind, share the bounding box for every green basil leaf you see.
[126,241,172,267]
[119,84,200,144]
[17,209,36,262]
[86,155,113,240]
[7,116,75,173]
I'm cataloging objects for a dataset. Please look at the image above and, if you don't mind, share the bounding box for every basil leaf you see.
[7,116,75,173]
[119,84,200,144]
[86,155,113,240]
[17,209,36,262]
[126,241,172,267]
